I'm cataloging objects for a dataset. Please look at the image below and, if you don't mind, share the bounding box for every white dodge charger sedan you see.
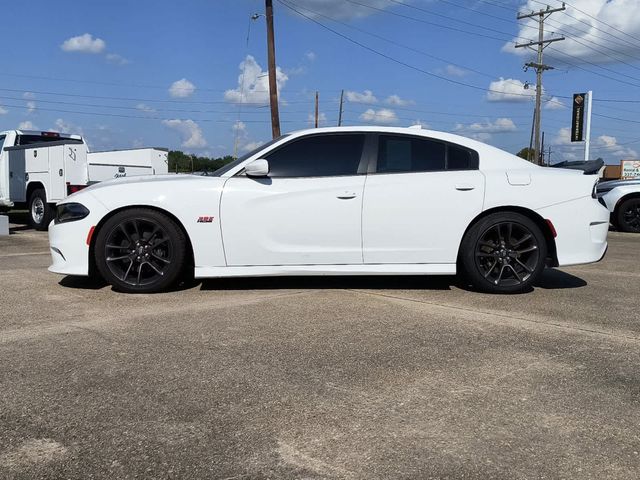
[48,126,609,294]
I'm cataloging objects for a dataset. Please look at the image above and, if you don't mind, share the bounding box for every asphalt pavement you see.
[1,214,639,479]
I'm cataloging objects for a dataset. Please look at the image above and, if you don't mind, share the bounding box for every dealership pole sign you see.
[571,93,586,142]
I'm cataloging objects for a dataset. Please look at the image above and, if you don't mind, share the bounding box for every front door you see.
[221,133,368,266]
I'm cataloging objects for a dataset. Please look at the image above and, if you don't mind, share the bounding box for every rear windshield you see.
[16,135,74,146]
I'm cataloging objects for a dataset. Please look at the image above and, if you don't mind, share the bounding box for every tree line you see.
[168,151,235,173]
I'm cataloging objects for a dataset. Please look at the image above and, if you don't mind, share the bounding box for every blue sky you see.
[1,0,639,164]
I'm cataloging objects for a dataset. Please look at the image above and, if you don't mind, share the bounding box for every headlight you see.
[55,203,90,224]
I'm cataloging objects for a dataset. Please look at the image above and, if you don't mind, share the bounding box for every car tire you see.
[615,197,640,233]
[459,212,547,294]
[95,208,187,293]
[28,189,54,231]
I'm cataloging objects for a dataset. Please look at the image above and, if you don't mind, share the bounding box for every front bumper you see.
[536,196,609,267]
[48,195,108,276]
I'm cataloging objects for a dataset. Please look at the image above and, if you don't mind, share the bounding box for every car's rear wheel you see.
[616,197,640,233]
[459,212,547,294]
[95,208,187,293]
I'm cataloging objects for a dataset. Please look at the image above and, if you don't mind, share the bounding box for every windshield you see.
[211,135,289,177]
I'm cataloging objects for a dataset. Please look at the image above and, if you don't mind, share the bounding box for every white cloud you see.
[487,78,537,102]
[442,65,468,77]
[169,78,196,98]
[346,90,378,104]
[18,121,36,130]
[136,103,156,113]
[242,141,264,152]
[54,118,84,136]
[0,105,7,115]
[553,127,638,162]
[305,51,317,62]
[224,55,288,104]
[23,92,36,100]
[544,97,565,110]
[26,101,36,114]
[384,94,413,107]
[308,111,328,126]
[162,119,206,148]
[507,0,640,64]
[61,33,106,54]
[360,108,398,124]
[287,0,404,20]
[454,118,517,141]
[106,53,130,65]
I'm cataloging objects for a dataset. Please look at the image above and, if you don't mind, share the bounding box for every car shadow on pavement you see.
[5,210,31,233]
[199,275,456,291]
[57,268,586,293]
[534,268,587,289]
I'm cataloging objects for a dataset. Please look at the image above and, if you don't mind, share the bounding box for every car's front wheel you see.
[615,197,640,233]
[94,208,187,293]
[459,212,547,294]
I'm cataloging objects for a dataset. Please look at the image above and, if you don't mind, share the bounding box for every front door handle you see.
[337,191,357,199]
[455,184,475,191]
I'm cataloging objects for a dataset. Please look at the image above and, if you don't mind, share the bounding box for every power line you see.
[277,0,571,102]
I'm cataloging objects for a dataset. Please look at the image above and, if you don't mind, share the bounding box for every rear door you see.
[362,134,485,264]
[221,133,368,266]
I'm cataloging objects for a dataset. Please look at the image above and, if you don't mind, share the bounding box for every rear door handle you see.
[337,191,357,199]
[455,184,475,191]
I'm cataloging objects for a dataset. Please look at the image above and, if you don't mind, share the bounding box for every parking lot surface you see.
[1,216,640,479]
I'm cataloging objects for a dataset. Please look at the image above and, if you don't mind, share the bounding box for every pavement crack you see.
[346,289,640,344]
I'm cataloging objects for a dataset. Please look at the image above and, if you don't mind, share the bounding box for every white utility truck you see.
[87,148,168,182]
[0,129,89,230]
[1,129,170,230]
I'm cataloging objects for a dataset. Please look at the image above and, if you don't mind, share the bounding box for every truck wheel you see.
[615,197,640,233]
[28,189,54,231]
[458,212,547,294]
[94,208,187,293]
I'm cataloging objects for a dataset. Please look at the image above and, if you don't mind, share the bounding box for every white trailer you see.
[0,130,89,230]
[87,148,168,182]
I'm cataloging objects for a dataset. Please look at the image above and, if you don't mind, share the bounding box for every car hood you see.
[84,174,218,193]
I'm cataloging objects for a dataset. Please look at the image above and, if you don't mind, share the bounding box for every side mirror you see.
[245,159,269,177]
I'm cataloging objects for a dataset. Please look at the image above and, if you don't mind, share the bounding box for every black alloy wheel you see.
[459,212,547,294]
[475,221,539,287]
[95,208,187,293]
[616,198,640,233]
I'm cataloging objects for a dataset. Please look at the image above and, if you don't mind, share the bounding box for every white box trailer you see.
[87,148,168,182]
[0,129,89,230]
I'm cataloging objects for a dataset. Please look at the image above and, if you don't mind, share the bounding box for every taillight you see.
[545,219,557,238]
[66,183,88,195]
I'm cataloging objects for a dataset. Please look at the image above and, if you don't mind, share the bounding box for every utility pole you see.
[516,3,565,165]
[265,0,281,138]
[315,91,319,128]
[584,90,593,161]
[338,89,344,126]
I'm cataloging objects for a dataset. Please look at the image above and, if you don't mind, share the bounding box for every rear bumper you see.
[536,197,609,267]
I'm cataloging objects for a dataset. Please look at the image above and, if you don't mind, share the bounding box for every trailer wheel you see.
[28,189,54,231]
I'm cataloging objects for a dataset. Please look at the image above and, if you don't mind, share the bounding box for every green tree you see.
[516,147,535,161]
[168,151,235,173]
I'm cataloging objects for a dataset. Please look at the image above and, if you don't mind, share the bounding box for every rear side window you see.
[376,135,479,173]
[265,134,365,177]
[378,135,445,173]
[448,144,477,170]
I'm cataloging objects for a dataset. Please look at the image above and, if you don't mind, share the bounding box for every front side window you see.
[265,134,365,177]
[377,135,446,173]
[0,136,6,153]
[376,135,478,173]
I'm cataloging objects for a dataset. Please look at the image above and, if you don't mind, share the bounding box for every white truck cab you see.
[0,129,89,229]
